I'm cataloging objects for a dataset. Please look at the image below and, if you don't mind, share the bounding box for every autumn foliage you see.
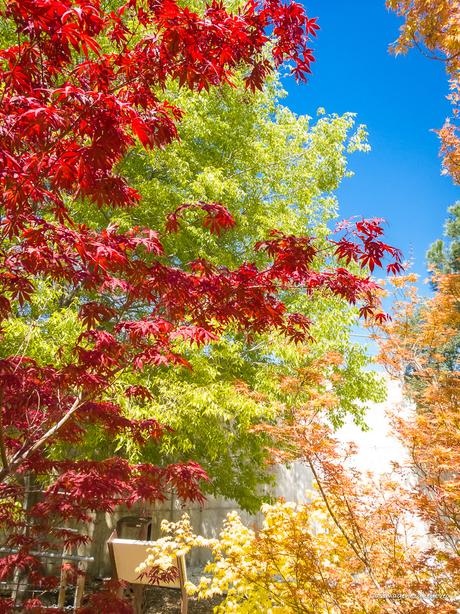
[379,273,460,589]
[0,0,409,610]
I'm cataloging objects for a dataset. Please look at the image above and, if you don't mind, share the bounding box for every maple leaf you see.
[166,201,235,235]
[171,325,219,346]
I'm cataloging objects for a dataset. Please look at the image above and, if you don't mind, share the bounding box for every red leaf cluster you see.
[166,201,236,235]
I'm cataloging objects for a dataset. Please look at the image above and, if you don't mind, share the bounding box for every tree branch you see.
[0,392,85,482]
[0,391,9,472]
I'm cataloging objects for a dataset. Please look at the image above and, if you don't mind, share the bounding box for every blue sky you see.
[283,0,459,290]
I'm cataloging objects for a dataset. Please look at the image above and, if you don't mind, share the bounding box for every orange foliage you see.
[378,273,460,585]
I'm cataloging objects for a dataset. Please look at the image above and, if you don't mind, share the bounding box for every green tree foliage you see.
[422,202,460,376]
[1,73,386,511]
[427,201,460,274]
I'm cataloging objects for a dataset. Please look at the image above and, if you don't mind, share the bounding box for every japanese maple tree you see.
[0,0,403,610]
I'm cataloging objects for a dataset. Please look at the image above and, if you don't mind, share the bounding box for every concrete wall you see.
[87,461,312,577]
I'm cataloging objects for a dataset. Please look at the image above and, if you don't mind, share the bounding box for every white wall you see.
[337,376,409,474]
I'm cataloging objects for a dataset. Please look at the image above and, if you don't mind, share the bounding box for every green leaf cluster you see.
[427,201,460,274]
